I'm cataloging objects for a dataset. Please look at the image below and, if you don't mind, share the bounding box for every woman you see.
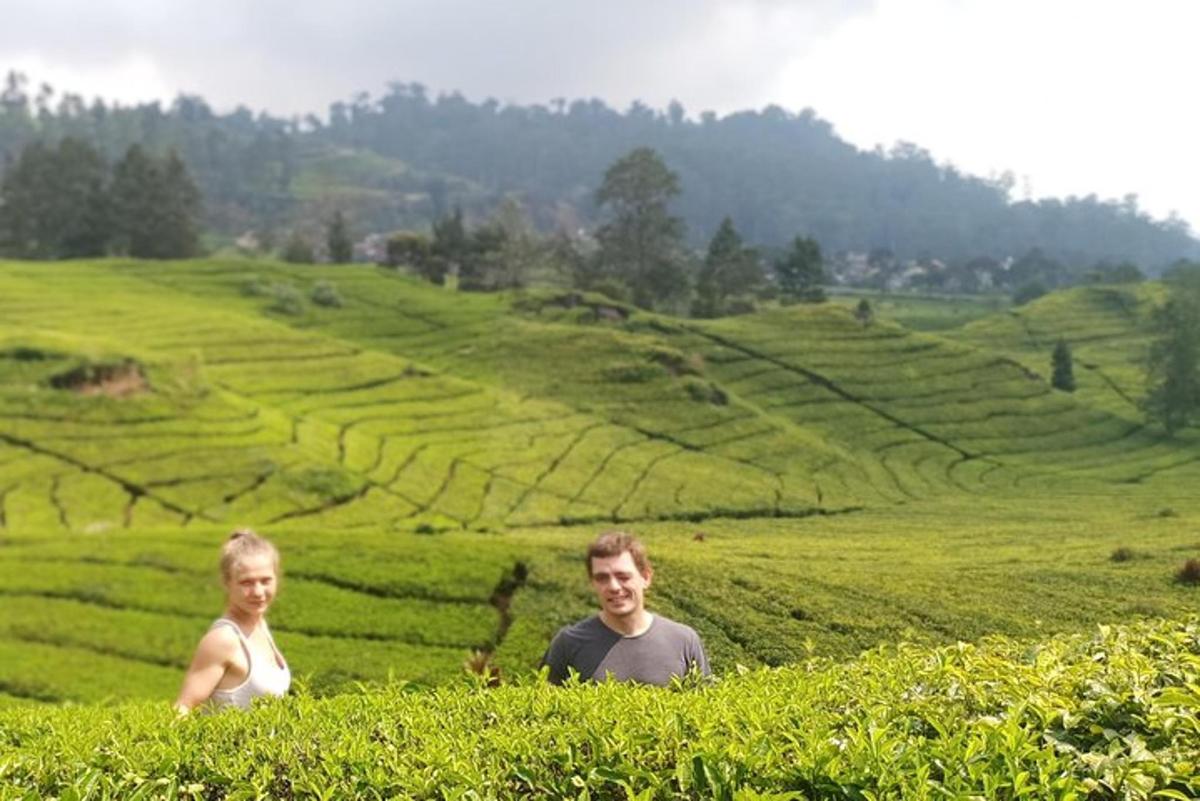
[174,529,291,713]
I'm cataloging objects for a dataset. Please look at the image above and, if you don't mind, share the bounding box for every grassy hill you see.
[0,259,1198,704]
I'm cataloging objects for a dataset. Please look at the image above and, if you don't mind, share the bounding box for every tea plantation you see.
[0,258,1198,797]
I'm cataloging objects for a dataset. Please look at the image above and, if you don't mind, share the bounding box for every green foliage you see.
[3,74,1196,269]
[1110,546,1137,562]
[593,147,690,311]
[2,619,1199,799]
[239,273,270,297]
[693,217,762,318]
[774,236,826,303]
[1176,559,1200,584]
[110,146,202,259]
[0,137,109,258]
[1142,286,1200,434]
[682,377,728,405]
[1051,338,1075,392]
[384,230,432,269]
[326,210,353,263]
[281,465,363,502]
[281,231,316,263]
[1012,280,1049,306]
[3,260,1200,703]
[267,282,305,315]
[426,206,468,284]
[854,298,873,326]
[310,280,343,308]
[1087,260,1146,284]
[602,362,665,383]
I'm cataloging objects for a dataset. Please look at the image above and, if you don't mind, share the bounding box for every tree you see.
[422,206,469,285]
[0,138,109,258]
[854,298,874,327]
[326,210,353,263]
[1051,339,1076,392]
[459,197,543,291]
[692,217,763,318]
[110,144,162,258]
[110,145,202,258]
[593,147,689,310]
[775,236,826,303]
[156,150,201,258]
[1012,281,1047,306]
[281,231,315,263]
[384,231,432,270]
[1142,288,1200,435]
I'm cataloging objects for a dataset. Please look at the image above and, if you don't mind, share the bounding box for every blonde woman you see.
[175,529,290,713]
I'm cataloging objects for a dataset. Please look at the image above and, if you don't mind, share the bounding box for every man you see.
[542,531,710,685]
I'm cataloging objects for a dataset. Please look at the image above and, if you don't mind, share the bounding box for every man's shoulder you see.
[648,614,701,640]
[551,615,610,643]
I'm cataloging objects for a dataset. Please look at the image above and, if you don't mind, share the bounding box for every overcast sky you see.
[3,0,1197,234]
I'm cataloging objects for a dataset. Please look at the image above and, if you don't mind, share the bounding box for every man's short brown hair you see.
[586,531,651,577]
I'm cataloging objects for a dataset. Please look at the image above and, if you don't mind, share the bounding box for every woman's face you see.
[225,552,277,617]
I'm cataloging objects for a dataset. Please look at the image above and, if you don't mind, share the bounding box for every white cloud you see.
[0,0,1195,233]
[5,52,175,107]
[770,0,1200,231]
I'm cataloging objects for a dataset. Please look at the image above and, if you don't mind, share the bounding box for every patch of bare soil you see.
[49,360,149,397]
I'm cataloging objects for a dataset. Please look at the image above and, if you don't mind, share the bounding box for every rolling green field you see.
[0,258,1197,709]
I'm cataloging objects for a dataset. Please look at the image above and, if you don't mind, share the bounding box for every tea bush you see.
[1,618,1197,799]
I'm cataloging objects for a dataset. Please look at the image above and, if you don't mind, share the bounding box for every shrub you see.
[267,283,305,316]
[684,377,728,405]
[311,280,343,308]
[240,274,269,297]
[1012,281,1047,306]
[4,619,1200,799]
[602,362,663,383]
[1110,546,1137,562]
[281,233,315,264]
[646,345,702,376]
[282,466,362,501]
[1176,558,1200,584]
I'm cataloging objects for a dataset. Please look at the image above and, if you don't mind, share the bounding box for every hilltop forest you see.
[0,72,1197,271]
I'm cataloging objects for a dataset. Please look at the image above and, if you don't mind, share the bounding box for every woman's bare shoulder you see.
[195,624,241,660]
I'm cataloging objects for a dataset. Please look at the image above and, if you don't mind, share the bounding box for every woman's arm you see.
[174,627,238,714]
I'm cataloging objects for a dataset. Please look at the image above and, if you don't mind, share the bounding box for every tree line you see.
[382,147,826,314]
[1,72,1196,270]
[0,137,201,259]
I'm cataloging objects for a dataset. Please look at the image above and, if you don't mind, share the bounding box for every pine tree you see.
[326,210,353,263]
[1051,339,1076,392]
[157,150,201,258]
[110,145,202,258]
[775,236,826,303]
[0,138,109,258]
[110,144,161,258]
[693,217,761,318]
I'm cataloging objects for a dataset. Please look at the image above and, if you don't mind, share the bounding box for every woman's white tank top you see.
[207,618,291,710]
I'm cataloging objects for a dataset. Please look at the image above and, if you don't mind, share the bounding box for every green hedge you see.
[2,618,1197,799]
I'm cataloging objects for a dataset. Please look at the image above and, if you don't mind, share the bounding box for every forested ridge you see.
[0,72,1196,270]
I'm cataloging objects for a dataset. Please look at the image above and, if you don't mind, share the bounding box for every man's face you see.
[589,551,651,619]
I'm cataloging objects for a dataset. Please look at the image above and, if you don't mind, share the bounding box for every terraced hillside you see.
[953,284,1164,420]
[0,259,1197,702]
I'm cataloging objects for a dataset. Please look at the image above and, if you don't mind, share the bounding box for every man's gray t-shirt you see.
[542,614,710,686]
